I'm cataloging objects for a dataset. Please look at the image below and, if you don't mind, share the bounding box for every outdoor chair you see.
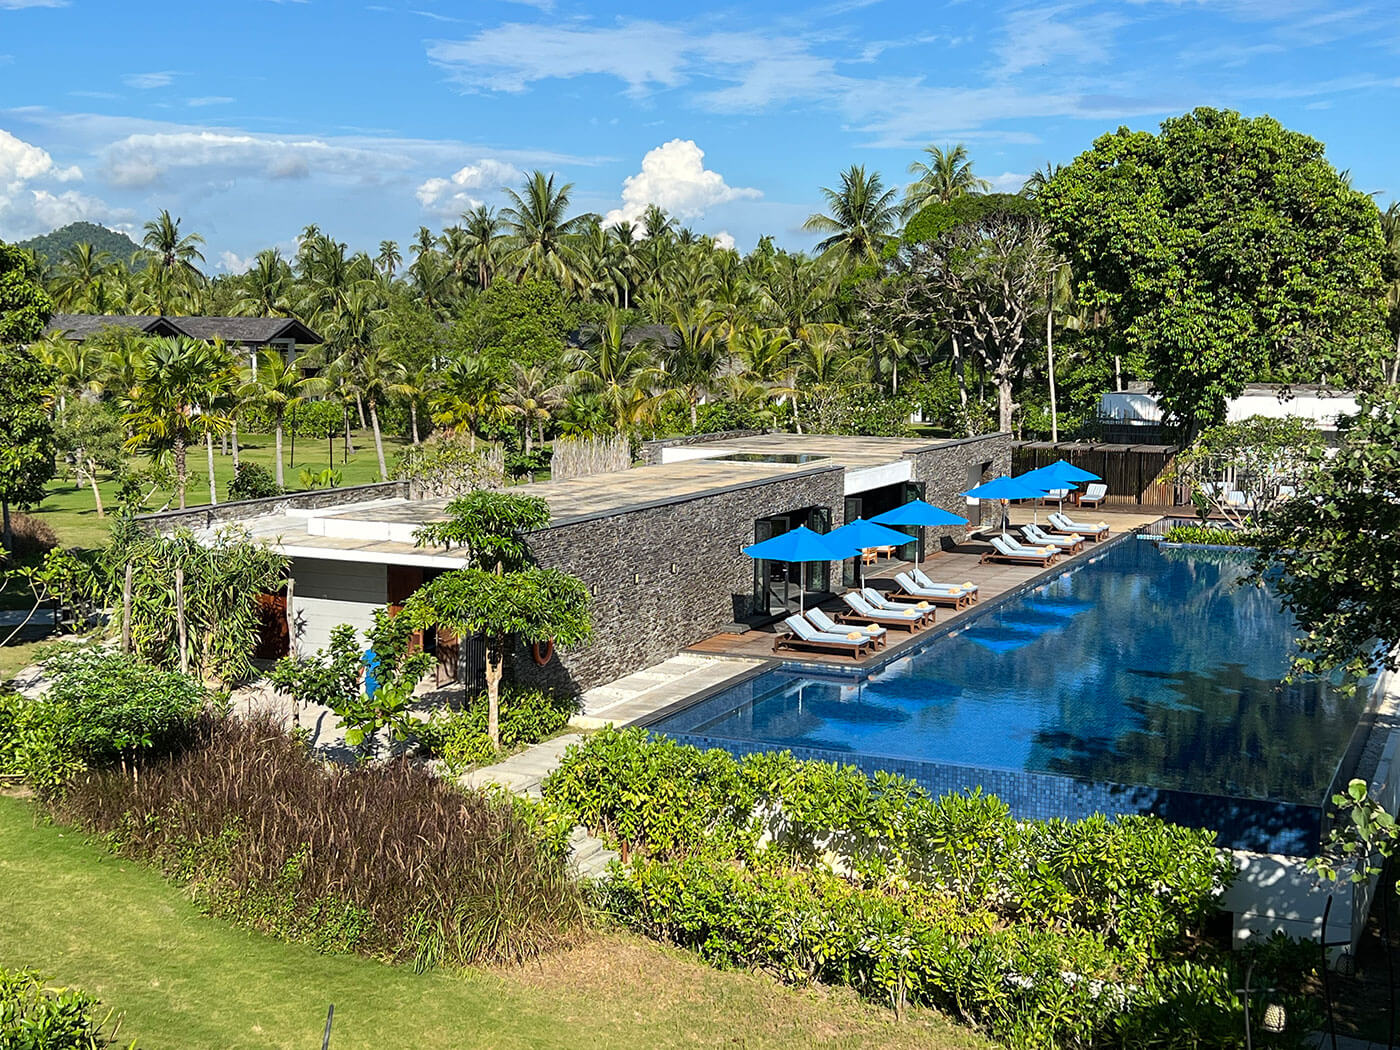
[837,592,928,632]
[912,566,980,602]
[892,571,974,609]
[1048,511,1109,541]
[807,607,886,647]
[860,587,938,625]
[774,614,874,659]
[1040,487,1072,506]
[1024,523,1084,553]
[982,535,1059,567]
[1078,482,1108,508]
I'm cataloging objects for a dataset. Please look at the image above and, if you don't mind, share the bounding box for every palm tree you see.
[567,312,663,431]
[500,363,562,453]
[1019,162,1063,201]
[803,166,900,264]
[902,143,990,216]
[389,363,434,445]
[53,243,112,310]
[500,170,592,283]
[461,205,504,289]
[662,304,728,428]
[124,336,234,509]
[38,332,105,407]
[431,355,504,450]
[141,209,206,276]
[1383,201,1400,383]
[375,240,402,277]
[250,354,325,487]
[351,342,398,479]
[233,249,293,317]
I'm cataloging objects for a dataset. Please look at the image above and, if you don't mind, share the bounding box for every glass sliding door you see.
[809,505,832,594]
[901,481,925,562]
[842,497,862,588]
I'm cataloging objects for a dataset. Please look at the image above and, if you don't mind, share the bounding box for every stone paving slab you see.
[575,653,766,728]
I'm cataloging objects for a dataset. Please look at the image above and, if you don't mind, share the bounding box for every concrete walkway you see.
[460,734,620,880]
[574,652,767,728]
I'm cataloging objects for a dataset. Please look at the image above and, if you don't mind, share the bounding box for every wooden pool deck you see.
[686,507,1169,668]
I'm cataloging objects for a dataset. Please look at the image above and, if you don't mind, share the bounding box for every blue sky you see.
[1,0,1398,270]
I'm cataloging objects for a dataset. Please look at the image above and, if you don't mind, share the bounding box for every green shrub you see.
[540,729,1314,1048]
[420,688,579,770]
[238,399,344,437]
[226,461,283,501]
[58,715,582,970]
[1162,524,1255,546]
[0,967,136,1048]
[1,652,214,790]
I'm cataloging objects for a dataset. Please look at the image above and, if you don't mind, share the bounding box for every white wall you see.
[288,557,386,655]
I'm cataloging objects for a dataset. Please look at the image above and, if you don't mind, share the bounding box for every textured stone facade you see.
[514,465,844,693]
[899,432,1013,542]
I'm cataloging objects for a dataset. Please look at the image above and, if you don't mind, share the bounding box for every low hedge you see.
[543,728,1318,1048]
[58,715,583,970]
[418,688,579,769]
[1162,524,1255,546]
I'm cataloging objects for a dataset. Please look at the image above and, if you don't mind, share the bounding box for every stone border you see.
[135,480,410,533]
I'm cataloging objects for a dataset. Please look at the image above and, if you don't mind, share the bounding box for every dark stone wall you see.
[513,466,844,693]
[638,430,765,466]
[900,432,1012,542]
[136,481,409,534]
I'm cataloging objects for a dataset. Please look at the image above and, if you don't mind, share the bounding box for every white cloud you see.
[603,139,759,227]
[122,71,179,90]
[992,6,1120,79]
[99,129,410,187]
[27,188,125,228]
[0,0,68,8]
[987,171,1029,193]
[0,127,80,189]
[712,230,736,251]
[415,157,522,214]
[187,96,235,107]
[217,249,255,273]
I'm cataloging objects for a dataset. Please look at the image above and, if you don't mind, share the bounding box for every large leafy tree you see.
[1,242,53,344]
[501,171,592,285]
[1250,390,1400,683]
[887,193,1055,431]
[0,345,57,549]
[249,352,324,488]
[1040,107,1389,435]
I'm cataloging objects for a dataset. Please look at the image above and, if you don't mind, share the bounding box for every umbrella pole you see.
[799,561,805,615]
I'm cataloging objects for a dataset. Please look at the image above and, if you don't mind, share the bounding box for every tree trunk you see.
[485,635,504,748]
[689,397,698,430]
[174,566,189,675]
[343,408,355,457]
[1047,299,1059,442]
[355,393,367,429]
[1390,328,1400,385]
[369,399,387,480]
[121,563,133,653]
[522,419,532,454]
[174,436,188,510]
[952,334,968,407]
[2,500,11,552]
[998,377,1015,433]
[274,411,286,489]
[206,433,218,505]
[232,419,240,470]
[409,401,420,445]
[88,461,105,518]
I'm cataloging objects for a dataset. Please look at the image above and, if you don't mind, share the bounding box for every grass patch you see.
[0,796,984,1050]
[30,431,411,549]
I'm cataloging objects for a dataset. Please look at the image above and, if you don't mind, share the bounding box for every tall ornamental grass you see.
[60,716,583,970]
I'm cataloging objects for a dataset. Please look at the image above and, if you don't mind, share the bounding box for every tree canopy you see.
[0,345,58,548]
[1039,107,1389,435]
[1,242,54,345]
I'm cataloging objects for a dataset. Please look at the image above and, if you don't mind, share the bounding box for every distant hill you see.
[15,221,145,269]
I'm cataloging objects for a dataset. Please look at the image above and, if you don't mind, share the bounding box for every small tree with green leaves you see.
[1170,415,1322,528]
[55,400,125,519]
[404,568,589,748]
[413,489,549,570]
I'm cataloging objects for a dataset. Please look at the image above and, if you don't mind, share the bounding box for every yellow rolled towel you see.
[963,581,975,588]
[916,601,930,609]
[846,632,864,641]
[1097,521,1107,529]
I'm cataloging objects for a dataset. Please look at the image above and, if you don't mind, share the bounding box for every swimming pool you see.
[650,537,1373,854]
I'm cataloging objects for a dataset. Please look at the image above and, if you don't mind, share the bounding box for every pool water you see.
[652,538,1371,854]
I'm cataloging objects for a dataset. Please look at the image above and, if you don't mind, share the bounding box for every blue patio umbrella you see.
[743,525,857,613]
[826,517,918,588]
[871,499,969,528]
[963,475,1050,532]
[1018,459,1102,513]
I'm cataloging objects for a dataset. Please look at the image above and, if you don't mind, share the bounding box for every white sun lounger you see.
[776,613,874,658]
[807,607,886,646]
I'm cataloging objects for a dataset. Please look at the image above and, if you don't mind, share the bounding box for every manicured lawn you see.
[0,796,984,1050]
[30,431,411,549]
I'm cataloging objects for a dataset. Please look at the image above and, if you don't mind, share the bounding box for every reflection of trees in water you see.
[1034,664,1364,801]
